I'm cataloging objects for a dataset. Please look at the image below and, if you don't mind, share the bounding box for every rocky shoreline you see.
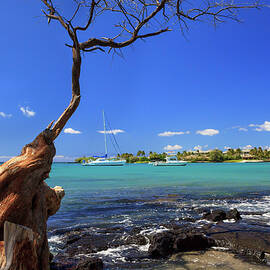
[49,208,270,269]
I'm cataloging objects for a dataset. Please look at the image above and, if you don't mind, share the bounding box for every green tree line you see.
[75,147,270,163]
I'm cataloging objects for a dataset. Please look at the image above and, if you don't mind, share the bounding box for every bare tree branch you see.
[74,0,96,31]
[41,0,81,140]
[80,0,169,50]
[82,47,106,52]
[41,0,75,40]
[114,0,136,30]
[40,0,264,140]
[70,2,82,22]
[177,1,261,23]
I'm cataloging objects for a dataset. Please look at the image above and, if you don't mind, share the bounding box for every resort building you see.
[241,149,253,159]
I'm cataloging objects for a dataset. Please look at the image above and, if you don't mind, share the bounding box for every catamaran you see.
[83,111,126,166]
[153,155,187,166]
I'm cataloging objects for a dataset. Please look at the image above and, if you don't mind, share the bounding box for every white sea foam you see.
[263,196,270,201]
[242,214,261,220]
[138,241,150,252]
[223,219,236,223]
[118,215,133,226]
[48,235,64,254]
[211,246,230,251]
[96,242,151,263]
[195,219,212,224]
[96,245,130,262]
[140,225,169,235]
[48,235,63,244]
[184,195,270,224]
[76,253,92,258]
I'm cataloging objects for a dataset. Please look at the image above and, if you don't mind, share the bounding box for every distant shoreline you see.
[1,160,269,165]
[189,159,267,163]
[71,160,269,164]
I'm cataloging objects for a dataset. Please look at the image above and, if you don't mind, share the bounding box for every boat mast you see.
[103,110,108,157]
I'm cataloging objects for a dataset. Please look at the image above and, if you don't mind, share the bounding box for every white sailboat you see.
[83,111,126,166]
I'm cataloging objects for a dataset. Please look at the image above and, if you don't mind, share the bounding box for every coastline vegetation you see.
[75,147,270,163]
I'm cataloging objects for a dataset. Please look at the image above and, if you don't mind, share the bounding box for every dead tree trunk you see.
[0,46,81,269]
[1,221,38,270]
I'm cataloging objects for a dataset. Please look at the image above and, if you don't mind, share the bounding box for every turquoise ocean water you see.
[47,162,270,268]
[48,162,270,229]
[48,162,270,195]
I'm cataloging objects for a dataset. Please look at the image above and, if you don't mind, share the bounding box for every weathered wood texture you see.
[0,241,5,269]
[0,130,65,270]
[1,221,38,270]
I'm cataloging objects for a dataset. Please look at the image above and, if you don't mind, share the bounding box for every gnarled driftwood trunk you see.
[0,130,65,269]
[0,31,81,268]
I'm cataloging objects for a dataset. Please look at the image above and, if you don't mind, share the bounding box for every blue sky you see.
[1,1,270,161]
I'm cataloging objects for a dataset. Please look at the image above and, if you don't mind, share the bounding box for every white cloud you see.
[242,145,253,150]
[0,155,14,159]
[196,129,219,136]
[0,112,12,118]
[163,144,183,151]
[238,127,248,132]
[0,156,14,162]
[20,106,35,117]
[231,126,248,132]
[64,128,82,134]
[249,121,270,132]
[98,129,125,135]
[194,145,202,151]
[53,155,75,162]
[158,131,190,137]
[194,145,209,151]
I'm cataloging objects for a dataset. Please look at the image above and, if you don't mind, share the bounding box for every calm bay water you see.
[48,162,270,194]
[47,162,270,268]
[48,162,270,229]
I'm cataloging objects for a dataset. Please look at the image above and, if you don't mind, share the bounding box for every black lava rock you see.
[206,222,270,264]
[203,208,242,222]
[125,234,148,246]
[203,209,227,222]
[66,234,81,245]
[75,258,103,270]
[148,232,175,258]
[226,208,241,221]
[148,230,214,259]
[195,207,211,215]
[173,233,214,252]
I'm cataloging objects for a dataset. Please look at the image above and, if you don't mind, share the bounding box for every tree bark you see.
[1,221,38,270]
[51,46,81,140]
[0,124,65,270]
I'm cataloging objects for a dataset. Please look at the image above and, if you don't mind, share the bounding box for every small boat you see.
[153,155,187,166]
[83,157,126,166]
[83,111,126,166]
